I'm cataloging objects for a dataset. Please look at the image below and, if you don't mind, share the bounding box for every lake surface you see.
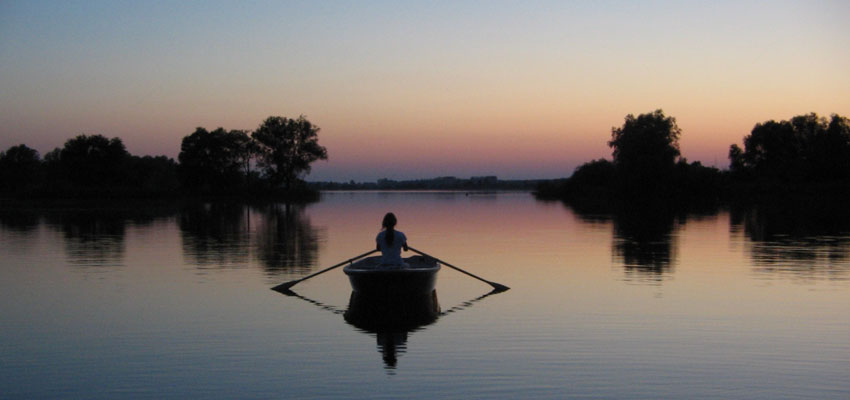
[1,192,848,399]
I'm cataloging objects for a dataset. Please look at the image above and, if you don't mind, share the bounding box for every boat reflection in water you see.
[344,290,440,370]
[278,251,504,372]
[279,285,504,373]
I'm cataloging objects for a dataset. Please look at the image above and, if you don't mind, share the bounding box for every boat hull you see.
[343,255,440,296]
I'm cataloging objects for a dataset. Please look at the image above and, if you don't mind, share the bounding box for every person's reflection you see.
[376,331,407,369]
[178,202,250,267]
[253,203,323,276]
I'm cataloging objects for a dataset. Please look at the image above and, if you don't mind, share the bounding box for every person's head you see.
[382,212,397,246]
[382,212,397,230]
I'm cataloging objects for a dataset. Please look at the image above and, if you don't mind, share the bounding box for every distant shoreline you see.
[308,176,543,191]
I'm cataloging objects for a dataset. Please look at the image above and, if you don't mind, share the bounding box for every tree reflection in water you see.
[179,202,251,268]
[253,203,323,276]
[568,198,721,283]
[566,193,850,283]
[42,203,174,268]
[178,202,324,277]
[51,211,126,267]
[0,201,322,275]
[569,199,679,282]
[611,204,679,282]
[0,207,42,254]
[0,206,41,233]
[731,197,850,282]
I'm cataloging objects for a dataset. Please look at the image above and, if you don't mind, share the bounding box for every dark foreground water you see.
[1,192,848,399]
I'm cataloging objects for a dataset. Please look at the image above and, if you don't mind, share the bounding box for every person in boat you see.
[376,212,409,268]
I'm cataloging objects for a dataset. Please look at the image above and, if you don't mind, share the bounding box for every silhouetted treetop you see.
[729,113,850,182]
[48,134,130,186]
[608,109,682,192]
[178,127,253,194]
[0,144,41,193]
[173,115,327,197]
[252,115,328,190]
[537,109,727,202]
[0,144,40,164]
[609,109,681,168]
[570,159,616,188]
[126,155,179,194]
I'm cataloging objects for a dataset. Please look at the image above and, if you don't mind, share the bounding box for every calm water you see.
[1,192,848,399]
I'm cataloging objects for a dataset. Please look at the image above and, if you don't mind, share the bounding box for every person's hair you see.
[382,212,397,246]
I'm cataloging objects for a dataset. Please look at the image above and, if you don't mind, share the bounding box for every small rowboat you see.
[343,255,440,296]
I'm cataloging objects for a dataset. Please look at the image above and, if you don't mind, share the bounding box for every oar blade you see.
[489,282,510,293]
[271,280,300,293]
[272,287,298,296]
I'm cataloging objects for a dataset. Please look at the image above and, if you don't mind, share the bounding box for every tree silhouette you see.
[252,116,328,190]
[0,144,41,193]
[569,158,616,189]
[608,109,681,192]
[810,114,850,181]
[729,113,850,183]
[178,128,253,193]
[536,110,723,202]
[126,155,179,195]
[47,134,130,187]
[743,119,800,181]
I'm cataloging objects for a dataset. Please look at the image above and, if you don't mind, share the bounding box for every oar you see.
[271,249,378,292]
[409,247,509,292]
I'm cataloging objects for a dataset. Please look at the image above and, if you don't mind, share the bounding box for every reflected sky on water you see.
[1,193,848,399]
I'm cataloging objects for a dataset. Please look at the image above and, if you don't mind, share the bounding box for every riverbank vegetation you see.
[0,115,326,201]
[535,110,850,206]
[3,111,847,202]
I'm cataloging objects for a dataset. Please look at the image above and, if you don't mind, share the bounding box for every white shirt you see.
[376,230,407,265]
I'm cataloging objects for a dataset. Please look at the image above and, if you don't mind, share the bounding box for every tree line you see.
[536,110,850,203]
[0,115,327,199]
[4,110,847,201]
[310,176,543,191]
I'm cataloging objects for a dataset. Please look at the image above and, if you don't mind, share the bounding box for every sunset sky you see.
[2,1,848,181]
